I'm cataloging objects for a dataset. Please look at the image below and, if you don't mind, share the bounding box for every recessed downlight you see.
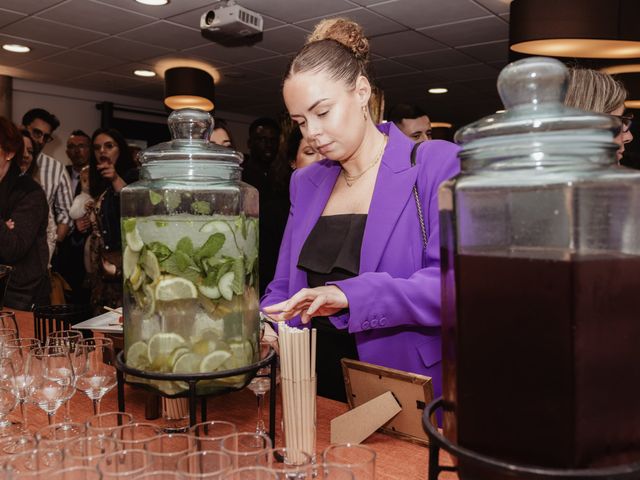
[135,0,169,5]
[2,44,30,53]
[134,69,156,78]
[428,87,448,94]
[431,122,453,128]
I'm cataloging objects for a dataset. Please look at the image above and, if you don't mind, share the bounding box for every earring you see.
[362,106,368,121]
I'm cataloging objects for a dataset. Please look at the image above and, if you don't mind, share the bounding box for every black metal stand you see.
[423,397,640,480]
[115,348,278,446]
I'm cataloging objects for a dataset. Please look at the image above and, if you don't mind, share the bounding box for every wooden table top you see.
[12,309,456,480]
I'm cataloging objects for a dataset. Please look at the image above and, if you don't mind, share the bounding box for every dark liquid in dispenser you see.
[447,252,640,469]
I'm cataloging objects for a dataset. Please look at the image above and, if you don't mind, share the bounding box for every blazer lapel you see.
[360,127,418,273]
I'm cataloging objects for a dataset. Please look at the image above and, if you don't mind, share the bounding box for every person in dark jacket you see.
[0,117,50,310]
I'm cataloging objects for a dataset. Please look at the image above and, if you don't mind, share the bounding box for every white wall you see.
[11,78,253,164]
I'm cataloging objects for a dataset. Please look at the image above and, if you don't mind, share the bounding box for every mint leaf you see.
[196,233,225,261]
[149,190,162,205]
[123,218,136,233]
[174,251,192,272]
[191,201,211,215]
[147,242,172,263]
[161,255,200,283]
[154,220,168,228]
[202,269,219,288]
[176,237,194,256]
[166,191,181,212]
[215,260,233,284]
[231,257,244,295]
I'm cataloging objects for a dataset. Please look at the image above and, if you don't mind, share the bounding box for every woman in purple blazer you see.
[262,18,460,402]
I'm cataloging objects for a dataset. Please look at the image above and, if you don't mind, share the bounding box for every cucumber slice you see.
[123,246,139,280]
[218,271,234,301]
[200,220,232,235]
[141,249,160,281]
[125,226,144,252]
[198,284,221,300]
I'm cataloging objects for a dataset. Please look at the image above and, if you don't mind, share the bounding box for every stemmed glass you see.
[0,357,19,437]
[73,337,117,415]
[2,338,40,431]
[0,311,19,336]
[247,342,278,436]
[46,330,83,422]
[25,345,75,425]
[0,327,17,353]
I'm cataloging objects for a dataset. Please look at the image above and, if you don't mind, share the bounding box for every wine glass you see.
[73,337,117,415]
[25,345,75,425]
[247,342,278,436]
[3,337,40,430]
[0,311,19,336]
[0,357,19,437]
[0,327,17,354]
[46,330,83,423]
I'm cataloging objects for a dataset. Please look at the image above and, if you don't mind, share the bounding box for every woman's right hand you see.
[4,219,14,230]
[74,215,91,233]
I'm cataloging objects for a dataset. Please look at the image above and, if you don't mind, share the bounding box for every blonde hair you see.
[564,68,628,114]
[285,18,371,88]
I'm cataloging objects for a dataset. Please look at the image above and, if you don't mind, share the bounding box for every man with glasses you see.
[21,108,73,262]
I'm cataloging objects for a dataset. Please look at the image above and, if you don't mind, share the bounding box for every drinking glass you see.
[0,433,37,457]
[97,449,152,478]
[49,466,102,480]
[190,420,237,452]
[35,421,86,449]
[3,338,40,430]
[46,330,82,422]
[318,464,356,480]
[176,450,233,479]
[224,466,279,480]
[0,328,17,353]
[5,447,63,475]
[221,432,272,469]
[112,422,162,450]
[25,345,75,425]
[64,435,119,469]
[261,448,313,479]
[246,343,277,436]
[146,433,194,470]
[0,311,19,336]
[86,411,133,438]
[0,357,19,436]
[322,444,376,480]
[74,337,117,415]
[133,472,182,480]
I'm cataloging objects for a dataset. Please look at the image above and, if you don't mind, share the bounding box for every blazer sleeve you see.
[330,142,460,333]
[0,188,48,262]
[260,169,300,310]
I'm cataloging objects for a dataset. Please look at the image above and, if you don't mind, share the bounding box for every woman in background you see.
[86,128,137,314]
[209,118,236,149]
[0,117,49,310]
[565,68,633,164]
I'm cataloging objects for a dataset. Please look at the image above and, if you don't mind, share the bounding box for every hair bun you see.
[307,18,369,61]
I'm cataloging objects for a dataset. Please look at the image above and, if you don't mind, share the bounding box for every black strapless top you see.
[297,214,367,286]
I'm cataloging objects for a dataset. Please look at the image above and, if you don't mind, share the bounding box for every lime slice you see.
[130,265,145,290]
[123,246,139,280]
[125,226,144,252]
[126,341,150,370]
[200,350,232,373]
[147,333,186,370]
[228,340,254,368]
[198,284,221,300]
[218,271,234,301]
[167,346,190,369]
[141,249,160,281]
[155,277,197,302]
[191,328,219,356]
[173,352,203,374]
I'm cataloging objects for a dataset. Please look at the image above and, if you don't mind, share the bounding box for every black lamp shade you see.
[164,67,215,111]
[510,0,640,58]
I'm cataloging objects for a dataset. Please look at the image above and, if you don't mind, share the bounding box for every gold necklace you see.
[342,136,388,187]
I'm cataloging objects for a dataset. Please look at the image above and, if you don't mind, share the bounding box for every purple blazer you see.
[261,122,460,399]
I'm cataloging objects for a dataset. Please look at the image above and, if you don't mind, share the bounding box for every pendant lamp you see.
[164,67,215,111]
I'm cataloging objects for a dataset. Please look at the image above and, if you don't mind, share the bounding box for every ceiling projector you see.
[200,1,263,38]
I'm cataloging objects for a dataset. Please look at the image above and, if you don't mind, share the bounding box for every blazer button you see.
[371,319,379,328]
[379,317,387,327]
[362,321,370,330]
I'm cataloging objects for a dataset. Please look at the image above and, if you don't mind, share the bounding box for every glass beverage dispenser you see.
[439,58,640,470]
[120,109,259,395]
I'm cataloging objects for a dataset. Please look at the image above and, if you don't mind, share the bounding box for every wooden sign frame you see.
[341,358,434,446]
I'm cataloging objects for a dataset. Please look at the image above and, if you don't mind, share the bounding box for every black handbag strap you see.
[410,142,428,258]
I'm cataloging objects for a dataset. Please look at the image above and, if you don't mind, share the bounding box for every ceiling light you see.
[2,44,30,53]
[134,69,156,78]
[431,122,453,128]
[428,88,448,94]
[164,67,215,111]
[135,0,169,5]
[510,0,640,59]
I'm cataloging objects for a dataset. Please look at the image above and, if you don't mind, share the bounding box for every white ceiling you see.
[0,0,513,127]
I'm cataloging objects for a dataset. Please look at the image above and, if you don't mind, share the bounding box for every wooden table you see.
[13,309,456,479]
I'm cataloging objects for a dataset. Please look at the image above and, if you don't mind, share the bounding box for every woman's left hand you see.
[97,162,118,182]
[263,285,348,324]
